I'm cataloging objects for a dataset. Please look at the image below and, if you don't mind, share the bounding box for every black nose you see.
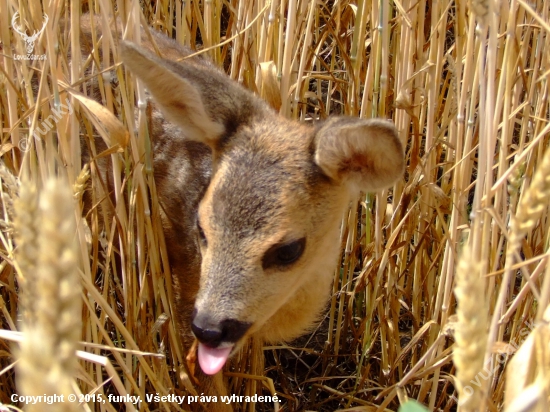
[191,309,252,347]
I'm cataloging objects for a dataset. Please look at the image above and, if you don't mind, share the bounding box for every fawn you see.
[81,15,404,410]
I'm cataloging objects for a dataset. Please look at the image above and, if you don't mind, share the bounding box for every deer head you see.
[11,11,49,55]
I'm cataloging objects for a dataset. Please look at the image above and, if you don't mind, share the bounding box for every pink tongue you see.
[198,343,232,375]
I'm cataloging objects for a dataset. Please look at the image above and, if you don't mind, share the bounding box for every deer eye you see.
[262,238,306,269]
[197,221,207,247]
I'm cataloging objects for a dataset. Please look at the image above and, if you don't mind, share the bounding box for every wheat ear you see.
[453,244,488,412]
[13,179,39,327]
[15,178,80,411]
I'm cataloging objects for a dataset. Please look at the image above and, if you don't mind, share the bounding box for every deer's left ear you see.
[313,117,404,193]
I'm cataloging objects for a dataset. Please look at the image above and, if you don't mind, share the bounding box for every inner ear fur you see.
[313,117,405,193]
[120,42,225,147]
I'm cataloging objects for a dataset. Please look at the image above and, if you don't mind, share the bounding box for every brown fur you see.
[81,15,404,411]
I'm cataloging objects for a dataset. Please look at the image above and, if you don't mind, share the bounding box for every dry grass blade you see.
[504,306,550,412]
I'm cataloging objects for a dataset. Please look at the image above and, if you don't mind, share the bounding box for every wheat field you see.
[1,0,550,411]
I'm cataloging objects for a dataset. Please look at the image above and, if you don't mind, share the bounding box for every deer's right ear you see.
[120,42,225,148]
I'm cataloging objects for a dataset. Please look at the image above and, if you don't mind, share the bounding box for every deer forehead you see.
[198,122,331,242]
